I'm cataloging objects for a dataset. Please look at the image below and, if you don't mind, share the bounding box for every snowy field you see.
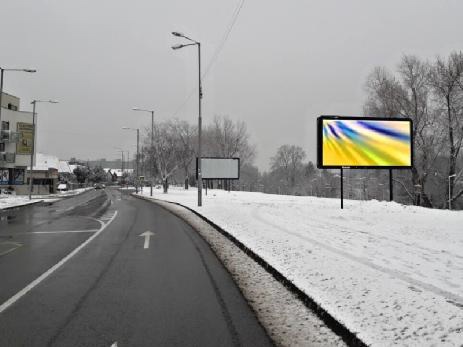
[0,188,93,210]
[139,187,463,346]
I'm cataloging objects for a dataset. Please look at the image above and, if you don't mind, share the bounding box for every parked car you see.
[57,183,68,192]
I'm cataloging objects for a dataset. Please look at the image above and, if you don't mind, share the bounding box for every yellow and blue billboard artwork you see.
[322,119,412,167]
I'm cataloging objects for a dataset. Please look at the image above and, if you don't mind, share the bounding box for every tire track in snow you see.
[252,205,463,308]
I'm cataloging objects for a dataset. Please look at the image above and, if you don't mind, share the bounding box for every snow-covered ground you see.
[0,188,93,210]
[0,196,42,210]
[37,187,94,199]
[139,187,463,346]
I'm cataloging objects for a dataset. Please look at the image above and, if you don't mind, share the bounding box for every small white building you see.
[25,153,60,195]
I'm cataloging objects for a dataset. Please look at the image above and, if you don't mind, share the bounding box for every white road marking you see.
[139,231,155,249]
[110,342,118,347]
[81,216,104,228]
[30,230,99,234]
[0,241,22,256]
[0,210,118,314]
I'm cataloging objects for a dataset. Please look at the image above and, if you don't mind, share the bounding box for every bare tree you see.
[152,121,180,193]
[397,55,444,206]
[170,119,196,189]
[428,51,463,207]
[364,66,403,118]
[270,145,306,189]
[204,115,256,165]
[364,56,443,206]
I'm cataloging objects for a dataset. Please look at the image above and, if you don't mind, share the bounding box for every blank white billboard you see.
[198,157,240,179]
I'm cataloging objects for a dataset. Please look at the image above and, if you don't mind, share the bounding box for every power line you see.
[170,0,246,118]
[203,0,245,78]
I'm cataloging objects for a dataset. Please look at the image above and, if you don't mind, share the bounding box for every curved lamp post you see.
[171,31,203,207]
[0,67,36,128]
[122,127,140,193]
[132,107,155,196]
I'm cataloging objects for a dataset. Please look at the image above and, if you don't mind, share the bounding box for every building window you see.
[1,121,9,131]
[7,104,17,111]
[0,142,4,151]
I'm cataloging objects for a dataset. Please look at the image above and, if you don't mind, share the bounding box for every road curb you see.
[133,193,366,347]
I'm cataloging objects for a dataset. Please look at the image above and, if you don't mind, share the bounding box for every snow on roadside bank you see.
[0,188,93,210]
[0,196,42,210]
[139,188,463,346]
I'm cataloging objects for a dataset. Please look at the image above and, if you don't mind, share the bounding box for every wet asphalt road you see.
[0,189,272,347]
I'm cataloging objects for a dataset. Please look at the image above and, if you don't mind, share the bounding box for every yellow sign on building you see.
[16,122,34,155]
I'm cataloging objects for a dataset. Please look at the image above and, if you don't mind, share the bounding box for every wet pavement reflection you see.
[0,189,109,235]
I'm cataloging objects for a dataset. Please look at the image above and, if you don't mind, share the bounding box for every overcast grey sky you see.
[1,0,462,171]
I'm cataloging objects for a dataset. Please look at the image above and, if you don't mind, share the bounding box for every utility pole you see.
[132,107,155,196]
[28,101,37,200]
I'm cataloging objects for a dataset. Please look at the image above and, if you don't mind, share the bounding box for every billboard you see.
[16,122,34,155]
[196,157,240,180]
[317,116,413,169]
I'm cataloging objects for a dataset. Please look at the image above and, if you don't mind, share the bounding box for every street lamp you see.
[114,147,124,171]
[29,99,58,200]
[132,107,155,196]
[0,67,36,130]
[172,31,203,207]
[449,174,457,210]
[122,127,139,193]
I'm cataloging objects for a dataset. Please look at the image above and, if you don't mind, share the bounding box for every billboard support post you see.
[340,168,344,209]
[389,169,393,201]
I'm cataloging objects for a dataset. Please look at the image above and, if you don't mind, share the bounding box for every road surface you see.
[0,188,272,346]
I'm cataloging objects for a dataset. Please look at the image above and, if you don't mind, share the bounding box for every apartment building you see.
[0,92,34,194]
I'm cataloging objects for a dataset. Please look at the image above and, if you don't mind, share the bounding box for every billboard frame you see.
[317,115,414,170]
[196,157,240,180]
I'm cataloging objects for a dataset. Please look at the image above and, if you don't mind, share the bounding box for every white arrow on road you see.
[139,231,155,249]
